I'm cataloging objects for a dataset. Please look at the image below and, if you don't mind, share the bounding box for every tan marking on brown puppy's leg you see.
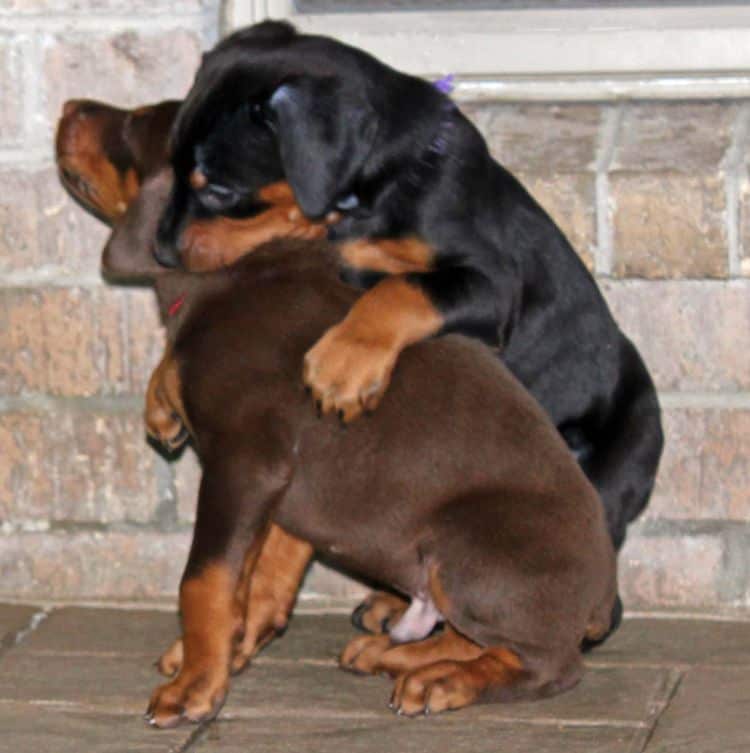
[428,564,452,617]
[147,563,241,728]
[232,525,313,673]
[303,276,443,422]
[340,625,482,677]
[144,345,191,450]
[157,637,184,677]
[391,645,525,716]
[352,591,409,634]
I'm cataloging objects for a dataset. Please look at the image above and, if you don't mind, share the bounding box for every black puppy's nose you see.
[154,218,182,268]
[153,235,181,268]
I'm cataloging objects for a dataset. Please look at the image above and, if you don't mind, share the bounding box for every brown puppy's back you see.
[162,239,616,660]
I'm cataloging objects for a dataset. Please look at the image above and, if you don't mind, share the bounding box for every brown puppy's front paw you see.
[351,591,409,634]
[339,634,393,675]
[144,393,188,451]
[390,661,478,717]
[145,668,228,728]
[156,638,184,677]
[303,323,397,422]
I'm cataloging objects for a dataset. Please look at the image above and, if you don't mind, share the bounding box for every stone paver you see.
[194,718,640,753]
[643,667,749,753]
[0,702,193,753]
[593,617,750,667]
[16,606,178,655]
[0,604,38,647]
[0,607,748,752]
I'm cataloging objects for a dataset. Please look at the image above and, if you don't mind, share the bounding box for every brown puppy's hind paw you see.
[351,591,409,634]
[339,634,393,675]
[390,661,480,717]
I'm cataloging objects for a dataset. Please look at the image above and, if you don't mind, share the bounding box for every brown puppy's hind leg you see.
[350,591,409,635]
[340,625,481,677]
[231,525,313,673]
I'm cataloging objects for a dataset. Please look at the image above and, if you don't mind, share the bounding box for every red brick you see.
[41,30,202,133]
[174,446,201,523]
[648,407,750,522]
[619,527,724,609]
[0,168,109,276]
[0,410,162,524]
[602,280,750,392]
[610,171,728,279]
[517,171,595,271]
[0,531,189,600]
[0,286,164,396]
[5,1,208,11]
[612,102,736,173]
[465,102,602,173]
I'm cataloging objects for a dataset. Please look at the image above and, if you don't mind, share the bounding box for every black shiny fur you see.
[156,22,663,619]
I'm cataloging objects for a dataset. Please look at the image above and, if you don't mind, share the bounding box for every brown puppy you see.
[56,101,324,672]
[103,168,616,727]
[55,99,423,664]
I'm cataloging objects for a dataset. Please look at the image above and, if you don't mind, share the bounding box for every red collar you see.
[168,292,186,317]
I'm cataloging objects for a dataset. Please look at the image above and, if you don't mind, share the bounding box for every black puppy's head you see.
[155,21,380,268]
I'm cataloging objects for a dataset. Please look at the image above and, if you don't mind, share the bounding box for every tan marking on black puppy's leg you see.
[337,237,434,275]
[303,276,443,422]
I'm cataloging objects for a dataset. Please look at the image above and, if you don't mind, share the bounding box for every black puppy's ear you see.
[268,76,378,218]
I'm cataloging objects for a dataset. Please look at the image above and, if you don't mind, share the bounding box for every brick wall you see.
[0,7,748,611]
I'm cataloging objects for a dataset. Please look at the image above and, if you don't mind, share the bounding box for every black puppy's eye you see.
[197,183,239,212]
[206,183,233,198]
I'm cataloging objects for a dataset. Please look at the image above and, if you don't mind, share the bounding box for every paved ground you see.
[0,603,747,752]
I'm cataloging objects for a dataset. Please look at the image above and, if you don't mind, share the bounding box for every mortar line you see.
[723,102,750,277]
[595,104,623,277]
[21,32,41,153]
[0,270,107,287]
[0,149,54,167]
[0,606,52,660]
[631,668,684,753]
[177,723,211,753]
[0,15,208,33]
[0,394,145,414]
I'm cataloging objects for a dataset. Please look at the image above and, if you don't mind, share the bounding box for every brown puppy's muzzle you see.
[56,99,140,224]
[102,167,173,282]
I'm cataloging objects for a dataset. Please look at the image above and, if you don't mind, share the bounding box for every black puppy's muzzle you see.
[154,190,186,269]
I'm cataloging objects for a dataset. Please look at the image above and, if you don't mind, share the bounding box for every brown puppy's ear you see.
[268,76,378,219]
[122,100,180,177]
[102,167,173,282]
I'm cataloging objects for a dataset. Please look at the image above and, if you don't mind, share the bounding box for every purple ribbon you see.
[433,73,455,95]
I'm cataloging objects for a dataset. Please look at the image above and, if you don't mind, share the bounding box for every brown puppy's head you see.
[55,96,330,278]
[56,98,179,224]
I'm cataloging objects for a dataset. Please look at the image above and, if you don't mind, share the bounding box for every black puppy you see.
[156,21,662,599]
